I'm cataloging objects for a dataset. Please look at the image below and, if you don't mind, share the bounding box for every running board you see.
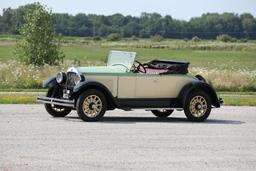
[37,96,75,108]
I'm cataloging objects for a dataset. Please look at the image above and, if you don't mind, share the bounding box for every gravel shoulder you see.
[0,105,256,170]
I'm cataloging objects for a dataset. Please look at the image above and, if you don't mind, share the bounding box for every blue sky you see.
[1,0,256,20]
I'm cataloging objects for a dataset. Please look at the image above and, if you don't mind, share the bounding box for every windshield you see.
[107,50,137,70]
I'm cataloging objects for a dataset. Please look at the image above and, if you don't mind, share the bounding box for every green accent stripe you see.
[84,72,194,78]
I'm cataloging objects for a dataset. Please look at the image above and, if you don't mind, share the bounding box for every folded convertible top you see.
[144,60,190,74]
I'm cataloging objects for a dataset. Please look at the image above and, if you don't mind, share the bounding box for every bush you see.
[131,35,139,41]
[183,38,189,42]
[191,36,201,42]
[238,38,248,43]
[16,3,64,66]
[151,35,164,42]
[231,37,237,42]
[107,33,121,41]
[93,36,102,41]
[216,34,235,42]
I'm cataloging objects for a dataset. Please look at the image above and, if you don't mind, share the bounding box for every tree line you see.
[1,3,256,39]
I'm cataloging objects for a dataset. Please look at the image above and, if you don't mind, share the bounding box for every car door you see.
[135,74,194,98]
[117,73,136,98]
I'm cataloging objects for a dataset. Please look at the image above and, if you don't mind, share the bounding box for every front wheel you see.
[44,87,72,117]
[76,89,107,122]
[184,90,211,122]
[151,110,174,118]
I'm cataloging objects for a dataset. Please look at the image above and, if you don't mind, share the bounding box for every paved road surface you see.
[0,105,256,171]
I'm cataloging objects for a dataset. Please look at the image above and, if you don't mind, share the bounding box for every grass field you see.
[0,35,255,105]
[0,88,47,92]
[63,46,256,70]
[219,92,256,106]
[0,94,36,104]
[1,38,256,70]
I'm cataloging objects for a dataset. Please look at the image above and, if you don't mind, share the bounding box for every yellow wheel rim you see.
[189,95,207,117]
[82,95,102,118]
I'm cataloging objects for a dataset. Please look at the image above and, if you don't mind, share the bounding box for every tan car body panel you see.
[84,73,194,99]
[118,76,136,98]
[85,75,118,97]
[135,75,194,98]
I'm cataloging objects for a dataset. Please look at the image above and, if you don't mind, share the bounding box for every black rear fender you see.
[178,81,220,108]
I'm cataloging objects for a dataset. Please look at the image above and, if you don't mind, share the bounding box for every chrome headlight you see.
[56,72,66,84]
[73,74,81,85]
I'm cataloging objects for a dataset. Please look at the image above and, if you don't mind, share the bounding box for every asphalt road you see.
[0,105,256,171]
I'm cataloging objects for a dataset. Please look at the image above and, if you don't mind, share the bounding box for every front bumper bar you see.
[37,96,75,108]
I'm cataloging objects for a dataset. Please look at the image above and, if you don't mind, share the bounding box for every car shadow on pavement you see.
[66,116,244,125]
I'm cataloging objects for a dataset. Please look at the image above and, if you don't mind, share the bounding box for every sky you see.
[1,0,256,20]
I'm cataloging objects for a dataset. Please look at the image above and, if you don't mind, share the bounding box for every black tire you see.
[151,110,174,118]
[184,90,211,122]
[44,87,72,117]
[76,89,107,122]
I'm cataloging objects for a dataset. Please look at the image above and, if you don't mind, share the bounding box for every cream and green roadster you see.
[37,50,223,122]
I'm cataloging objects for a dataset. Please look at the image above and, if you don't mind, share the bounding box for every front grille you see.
[66,72,77,89]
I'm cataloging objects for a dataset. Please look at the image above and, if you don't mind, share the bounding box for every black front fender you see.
[178,81,220,108]
[73,81,111,94]
[72,80,119,109]
[42,76,57,88]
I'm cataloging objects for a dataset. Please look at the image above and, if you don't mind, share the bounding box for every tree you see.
[16,3,64,66]
[191,36,201,42]
[122,22,141,37]
[216,34,235,42]
[107,33,121,41]
[240,13,256,39]
[1,4,256,40]
[151,34,164,42]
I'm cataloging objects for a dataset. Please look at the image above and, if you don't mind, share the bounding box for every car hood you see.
[76,66,128,74]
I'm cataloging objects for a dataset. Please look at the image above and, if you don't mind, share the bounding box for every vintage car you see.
[37,50,223,122]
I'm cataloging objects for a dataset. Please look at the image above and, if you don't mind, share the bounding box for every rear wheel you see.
[44,87,72,117]
[76,89,107,122]
[151,110,174,118]
[184,90,211,122]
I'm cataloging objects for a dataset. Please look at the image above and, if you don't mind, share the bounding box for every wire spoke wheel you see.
[44,87,72,117]
[82,95,103,118]
[189,95,207,117]
[77,89,107,122]
[184,91,211,122]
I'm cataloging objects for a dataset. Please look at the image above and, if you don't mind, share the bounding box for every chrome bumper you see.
[37,96,75,108]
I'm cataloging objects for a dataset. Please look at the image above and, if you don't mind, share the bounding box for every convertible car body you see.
[37,50,223,122]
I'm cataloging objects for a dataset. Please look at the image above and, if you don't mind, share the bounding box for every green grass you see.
[0,88,47,92]
[0,94,37,104]
[0,92,255,106]
[62,46,109,62]
[219,94,256,106]
[224,96,256,106]
[0,38,256,70]
[0,35,255,91]
[218,92,256,106]
[0,46,15,60]
[218,91,256,95]
[0,35,255,105]
[63,45,256,70]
